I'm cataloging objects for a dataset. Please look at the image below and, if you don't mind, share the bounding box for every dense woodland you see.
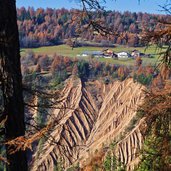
[17,7,169,48]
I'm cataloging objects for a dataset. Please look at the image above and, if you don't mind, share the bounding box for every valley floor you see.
[21,45,162,66]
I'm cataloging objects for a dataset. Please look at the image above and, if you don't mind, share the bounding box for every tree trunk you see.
[0,0,28,170]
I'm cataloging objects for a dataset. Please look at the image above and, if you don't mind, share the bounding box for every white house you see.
[117,52,132,59]
[81,51,104,58]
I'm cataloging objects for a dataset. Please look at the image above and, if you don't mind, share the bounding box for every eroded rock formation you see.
[31,77,145,171]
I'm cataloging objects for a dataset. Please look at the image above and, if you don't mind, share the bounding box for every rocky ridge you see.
[31,76,145,171]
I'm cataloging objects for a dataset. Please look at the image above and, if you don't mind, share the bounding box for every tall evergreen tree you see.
[0,0,28,170]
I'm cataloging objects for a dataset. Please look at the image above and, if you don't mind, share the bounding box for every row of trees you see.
[21,52,156,86]
[17,7,169,47]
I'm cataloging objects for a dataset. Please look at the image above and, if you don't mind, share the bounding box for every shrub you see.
[38,55,50,71]
[77,60,90,80]
[133,73,153,85]
[103,151,125,171]
[51,70,68,87]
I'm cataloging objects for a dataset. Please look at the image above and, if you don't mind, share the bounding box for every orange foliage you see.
[135,56,142,67]
[81,151,105,171]
[5,122,52,154]
[117,66,129,79]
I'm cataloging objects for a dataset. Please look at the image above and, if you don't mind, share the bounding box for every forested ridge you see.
[17,7,169,48]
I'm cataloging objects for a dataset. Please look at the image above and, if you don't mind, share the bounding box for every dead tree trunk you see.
[0,0,28,170]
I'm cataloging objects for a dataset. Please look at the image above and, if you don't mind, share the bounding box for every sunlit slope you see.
[31,77,145,171]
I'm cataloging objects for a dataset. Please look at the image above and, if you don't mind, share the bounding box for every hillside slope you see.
[31,77,145,171]
[79,79,145,170]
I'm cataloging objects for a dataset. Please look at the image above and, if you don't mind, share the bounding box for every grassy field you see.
[21,44,163,66]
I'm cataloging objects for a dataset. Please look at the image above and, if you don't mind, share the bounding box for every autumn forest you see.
[17,7,170,48]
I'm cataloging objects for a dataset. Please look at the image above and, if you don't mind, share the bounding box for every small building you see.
[131,50,140,58]
[81,51,104,58]
[103,49,114,54]
[106,49,114,55]
[112,53,118,59]
[103,49,116,58]
[102,48,109,52]
[117,52,132,59]
[131,50,152,58]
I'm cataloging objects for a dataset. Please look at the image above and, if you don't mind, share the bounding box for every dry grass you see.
[81,150,105,171]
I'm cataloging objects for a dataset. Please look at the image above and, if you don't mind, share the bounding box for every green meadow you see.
[21,44,163,66]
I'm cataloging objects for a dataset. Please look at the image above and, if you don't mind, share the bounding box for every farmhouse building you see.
[117,52,132,59]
